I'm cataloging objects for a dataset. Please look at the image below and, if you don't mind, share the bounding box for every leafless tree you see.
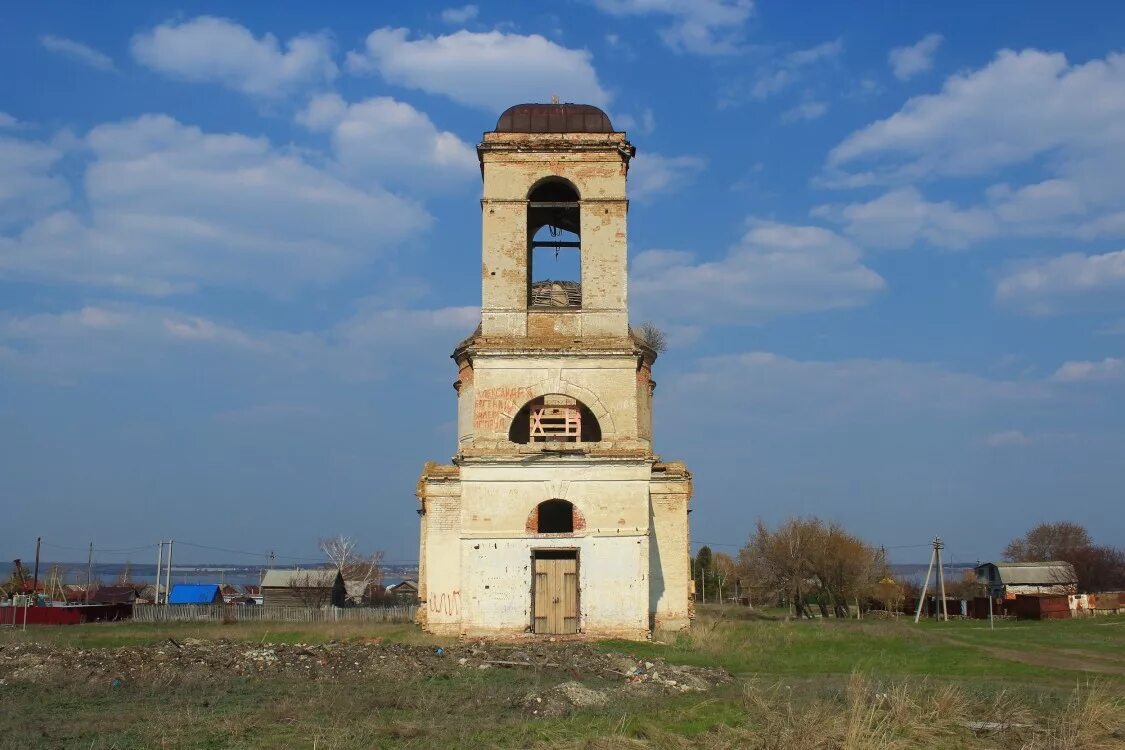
[1003,522,1124,592]
[287,570,335,608]
[633,321,667,353]
[713,552,736,603]
[319,535,384,604]
[740,517,879,618]
[1003,521,1093,562]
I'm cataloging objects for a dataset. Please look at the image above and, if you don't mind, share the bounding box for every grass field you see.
[1,606,1122,749]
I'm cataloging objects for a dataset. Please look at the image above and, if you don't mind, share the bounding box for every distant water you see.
[1,561,419,588]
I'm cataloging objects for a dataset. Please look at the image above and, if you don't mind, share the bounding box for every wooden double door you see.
[533,553,578,634]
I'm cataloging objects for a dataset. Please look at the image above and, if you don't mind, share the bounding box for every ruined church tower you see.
[416,104,692,639]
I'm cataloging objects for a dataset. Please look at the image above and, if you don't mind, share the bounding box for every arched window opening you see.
[528,179,580,308]
[537,500,574,534]
[509,395,602,444]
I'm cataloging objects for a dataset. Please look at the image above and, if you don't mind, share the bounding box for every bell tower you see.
[416,104,692,640]
[479,103,633,340]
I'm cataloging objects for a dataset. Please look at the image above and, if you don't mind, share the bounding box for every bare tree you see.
[713,552,736,604]
[740,517,879,618]
[632,321,667,353]
[287,570,335,608]
[320,535,384,604]
[1003,522,1092,562]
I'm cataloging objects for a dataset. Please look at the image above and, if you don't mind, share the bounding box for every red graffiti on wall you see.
[473,386,533,432]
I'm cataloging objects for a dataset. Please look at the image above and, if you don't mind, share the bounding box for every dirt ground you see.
[0,637,731,718]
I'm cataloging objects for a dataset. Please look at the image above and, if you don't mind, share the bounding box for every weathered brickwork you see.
[416,106,691,640]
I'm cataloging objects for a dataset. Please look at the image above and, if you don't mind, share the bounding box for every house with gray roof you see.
[975,561,1078,598]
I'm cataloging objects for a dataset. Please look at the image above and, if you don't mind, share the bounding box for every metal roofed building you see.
[167,583,223,605]
[976,561,1078,598]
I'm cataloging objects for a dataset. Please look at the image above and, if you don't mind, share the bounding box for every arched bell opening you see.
[527,179,581,308]
[508,394,602,444]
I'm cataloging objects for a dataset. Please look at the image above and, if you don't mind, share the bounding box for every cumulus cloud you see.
[672,351,1041,429]
[0,115,428,295]
[0,301,478,382]
[346,28,609,112]
[630,221,884,324]
[0,136,71,229]
[888,33,942,81]
[0,113,23,130]
[996,250,1125,314]
[131,16,337,97]
[39,35,116,71]
[297,93,477,189]
[828,49,1125,182]
[591,0,754,56]
[813,186,997,250]
[628,152,706,200]
[440,5,479,24]
[1050,357,1124,383]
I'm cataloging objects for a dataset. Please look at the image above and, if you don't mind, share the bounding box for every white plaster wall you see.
[459,534,648,636]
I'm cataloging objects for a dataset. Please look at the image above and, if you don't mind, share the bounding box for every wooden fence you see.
[132,604,417,624]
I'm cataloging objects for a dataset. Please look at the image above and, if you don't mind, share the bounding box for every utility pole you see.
[155,541,164,604]
[86,542,93,604]
[913,537,948,623]
[935,538,948,622]
[164,539,174,605]
[32,537,41,597]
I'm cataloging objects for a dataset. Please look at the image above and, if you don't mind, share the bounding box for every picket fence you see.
[131,604,417,624]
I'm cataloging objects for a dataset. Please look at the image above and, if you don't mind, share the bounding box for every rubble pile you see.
[0,639,731,699]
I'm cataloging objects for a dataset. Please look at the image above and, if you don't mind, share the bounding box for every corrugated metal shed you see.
[261,569,339,588]
[987,561,1077,585]
[167,584,223,604]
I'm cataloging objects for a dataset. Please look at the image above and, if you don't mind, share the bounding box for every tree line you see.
[694,517,1125,617]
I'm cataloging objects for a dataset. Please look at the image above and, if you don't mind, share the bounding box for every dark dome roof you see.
[495,103,614,134]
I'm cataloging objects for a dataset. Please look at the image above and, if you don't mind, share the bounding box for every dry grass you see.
[1030,681,1125,750]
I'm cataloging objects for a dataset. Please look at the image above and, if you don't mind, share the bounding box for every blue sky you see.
[3,1,1124,568]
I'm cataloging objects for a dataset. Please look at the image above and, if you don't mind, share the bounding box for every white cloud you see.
[0,136,71,229]
[888,33,942,81]
[591,0,754,56]
[828,49,1125,183]
[346,28,609,112]
[750,39,843,99]
[1050,357,1124,383]
[0,301,478,383]
[131,16,337,97]
[996,250,1125,315]
[628,152,706,200]
[297,94,477,188]
[0,112,23,130]
[39,34,116,71]
[780,100,828,122]
[672,351,1041,428]
[0,115,428,295]
[813,186,996,250]
[630,221,884,324]
[985,429,1032,447]
[440,5,479,24]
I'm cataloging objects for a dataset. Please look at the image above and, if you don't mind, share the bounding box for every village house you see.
[416,103,693,640]
[975,561,1078,598]
[261,568,345,608]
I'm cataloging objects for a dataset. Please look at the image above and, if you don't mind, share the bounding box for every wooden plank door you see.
[533,557,579,634]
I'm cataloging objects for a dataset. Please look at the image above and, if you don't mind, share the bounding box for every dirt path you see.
[939,635,1125,676]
